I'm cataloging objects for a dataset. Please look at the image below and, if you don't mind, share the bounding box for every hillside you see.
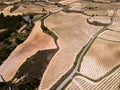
[0,0,120,90]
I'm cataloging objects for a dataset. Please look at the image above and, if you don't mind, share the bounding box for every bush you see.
[15,33,27,44]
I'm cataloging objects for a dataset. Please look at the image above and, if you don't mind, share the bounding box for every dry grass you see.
[4,0,21,4]
[58,0,79,5]
[0,21,56,82]
[39,11,103,90]
[66,66,120,90]
[0,6,22,16]
[89,16,110,23]
[98,30,120,42]
[80,38,120,80]
[14,5,42,14]
[109,9,120,31]
[0,4,62,16]
[69,3,83,11]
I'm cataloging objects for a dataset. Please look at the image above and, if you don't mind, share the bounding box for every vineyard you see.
[0,0,120,89]
[80,38,120,79]
[66,66,120,90]
[39,10,103,90]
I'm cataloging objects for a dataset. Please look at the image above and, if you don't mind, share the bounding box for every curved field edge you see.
[98,29,120,42]
[53,8,117,90]
[76,64,120,82]
[0,21,59,88]
[0,4,68,89]
[0,18,59,89]
[65,65,120,90]
[0,49,58,89]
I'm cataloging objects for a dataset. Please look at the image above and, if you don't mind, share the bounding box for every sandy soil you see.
[69,3,83,11]
[98,30,120,42]
[109,9,120,31]
[14,5,42,14]
[39,11,103,90]
[0,6,22,16]
[66,66,120,90]
[1,5,42,16]
[4,0,21,4]
[0,4,62,16]
[80,38,120,80]
[0,21,56,82]
[59,0,79,5]
[90,16,110,23]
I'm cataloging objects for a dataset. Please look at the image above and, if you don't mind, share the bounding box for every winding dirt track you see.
[39,11,103,90]
[0,21,56,82]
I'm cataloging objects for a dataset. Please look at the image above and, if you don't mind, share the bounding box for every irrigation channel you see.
[50,8,117,90]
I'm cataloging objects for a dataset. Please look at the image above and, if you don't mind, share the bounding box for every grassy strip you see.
[41,20,59,49]
[62,79,72,90]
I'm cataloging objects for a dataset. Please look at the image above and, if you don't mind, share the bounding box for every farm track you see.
[66,64,120,90]
[52,8,117,90]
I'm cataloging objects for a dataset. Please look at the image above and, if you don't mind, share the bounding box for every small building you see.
[22,15,33,23]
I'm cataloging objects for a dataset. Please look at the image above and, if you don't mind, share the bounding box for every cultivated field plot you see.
[89,16,110,24]
[98,30,120,42]
[58,0,79,5]
[69,3,83,11]
[0,21,56,82]
[4,0,21,5]
[66,66,120,90]
[0,3,61,16]
[14,5,42,15]
[39,10,103,90]
[14,4,61,15]
[80,38,120,80]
